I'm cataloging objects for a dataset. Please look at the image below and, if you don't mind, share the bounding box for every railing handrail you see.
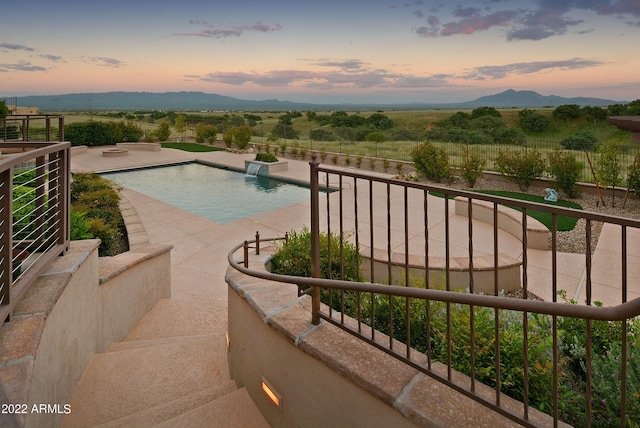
[0,140,71,322]
[316,163,640,227]
[228,239,640,322]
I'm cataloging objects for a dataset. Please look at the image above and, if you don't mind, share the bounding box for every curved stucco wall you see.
[0,239,172,428]
[226,251,561,427]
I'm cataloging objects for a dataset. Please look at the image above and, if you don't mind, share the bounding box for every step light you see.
[261,377,282,410]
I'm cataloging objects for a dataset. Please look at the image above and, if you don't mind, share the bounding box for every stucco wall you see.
[226,251,566,428]
[13,241,173,428]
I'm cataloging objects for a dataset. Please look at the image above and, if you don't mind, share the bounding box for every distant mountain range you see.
[9,89,625,112]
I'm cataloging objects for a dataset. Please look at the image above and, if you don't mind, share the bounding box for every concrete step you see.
[95,381,239,428]
[123,298,227,341]
[155,387,270,428]
[63,335,230,428]
[105,333,219,353]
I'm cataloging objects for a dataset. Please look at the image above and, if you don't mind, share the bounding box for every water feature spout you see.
[246,162,263,177]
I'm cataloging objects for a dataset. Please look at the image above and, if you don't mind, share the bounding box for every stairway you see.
[62,298,269,427]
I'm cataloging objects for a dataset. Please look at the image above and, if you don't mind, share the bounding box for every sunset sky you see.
[1,0,639,104]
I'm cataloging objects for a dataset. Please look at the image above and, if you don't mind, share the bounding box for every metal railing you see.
[0,115,70,322]
[228,157,640,427]
[249,135,640,184]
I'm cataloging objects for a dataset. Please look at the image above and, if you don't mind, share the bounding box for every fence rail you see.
[0,115,69,323]
[249,136,640,184]
[228,157,640,427]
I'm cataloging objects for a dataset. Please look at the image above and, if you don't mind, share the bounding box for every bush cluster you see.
[495,149,546,191]
[222,125,253,149]
[71,173,128,256]
[548,151,583,198]
[411,142,587,199]
[560,130,598,151]
[254,152,278,163]
[459,146,486,187]
[410,142,452,183]
[65,121,143,146]
[270,227,360,282]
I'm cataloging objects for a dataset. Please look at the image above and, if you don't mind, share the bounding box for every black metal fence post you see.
[310,155,321,325]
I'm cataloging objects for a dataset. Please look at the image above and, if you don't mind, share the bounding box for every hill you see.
[461,89,620,108]
[9,89,625,112]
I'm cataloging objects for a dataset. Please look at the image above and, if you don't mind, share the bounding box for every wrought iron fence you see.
[251,135,640,184]
[229,157,640,427]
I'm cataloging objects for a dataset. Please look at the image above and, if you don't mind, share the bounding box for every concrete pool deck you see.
[64,145,640,426]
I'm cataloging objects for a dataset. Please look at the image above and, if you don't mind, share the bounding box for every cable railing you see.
[0,115,70,323]
[228,157,640,427]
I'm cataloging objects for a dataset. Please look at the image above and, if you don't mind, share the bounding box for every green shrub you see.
[519,109,551,133]
[556,291,640,426]
[70,173,127,256]
[310,128,336,141]
[270,227,361,282]
[590,338,640,427]
[411,142,452,182]
[70,209,93,240]
[64,121,143,146]
[365,132,386,143]
[71,173,113,202]
[459,146,486,188]
[628,160,640,195]
[560,130,598,151]
[255,152,278,163]
[495,149,546,191]
[548,151,583,198]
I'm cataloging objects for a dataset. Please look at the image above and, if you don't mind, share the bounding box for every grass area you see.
[160,142,223,152]
[473,190,582,231]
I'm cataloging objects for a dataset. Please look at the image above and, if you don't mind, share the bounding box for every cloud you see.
[415,10,517,37]
[174,21,283,39]
[440,10,517,36]
[506,1,584,41]
[39,54,64,62]
[0,43,35,52]
[464,58,605,80]
[413,0,640,41]
[453,7,481,18]
[193,64,455,91]
[90,57,126,67]
[311,59,369,71]
[0,60,46,72]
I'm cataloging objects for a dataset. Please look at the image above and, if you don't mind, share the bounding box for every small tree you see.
[459,146,486,188]
[548,151,583,198]
[222,129,234,148]
[195,123,218,144]
[519,109,550,133]
[174,114,187,139]
[411,142,451,183]
[0,100,9,117]
[595,139,623,206]
[560,130,598,151]
[552,104,582,122]
[156,122,171,141]
[365,132,385,143]
[495,149,546,191]
[233,125,253,150]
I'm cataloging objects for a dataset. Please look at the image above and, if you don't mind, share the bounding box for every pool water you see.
[102,163,313,224]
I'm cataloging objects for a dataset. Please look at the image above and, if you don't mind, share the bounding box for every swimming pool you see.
[102,162,314,224]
